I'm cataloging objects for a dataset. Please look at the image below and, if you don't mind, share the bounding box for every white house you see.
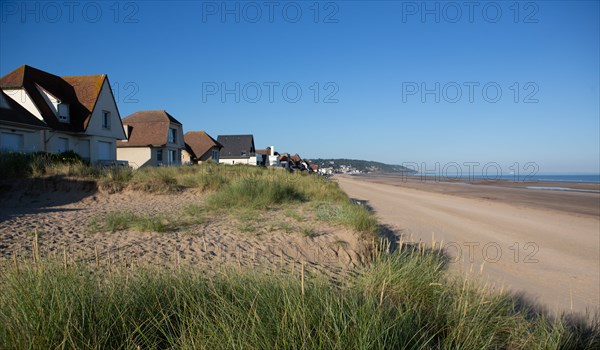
[0,65,126,163]
[116,110,185,168]
[256,146,280,167]
[217,134,257,165]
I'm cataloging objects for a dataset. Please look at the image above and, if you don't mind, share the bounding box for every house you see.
[255,146,280,167]
[182,131,222,164]
[116,110,185,168]
[217,134,257,165]
[0,65,126,163]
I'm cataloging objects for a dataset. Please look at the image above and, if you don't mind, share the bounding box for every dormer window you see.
[168,128,177,143]
[57,102,69,123]
[102,111,111,129]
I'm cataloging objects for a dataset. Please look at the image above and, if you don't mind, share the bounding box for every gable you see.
[84,78,126,139]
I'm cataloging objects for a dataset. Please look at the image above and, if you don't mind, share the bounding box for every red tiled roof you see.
[184,131,222,159]
[118,110,181,147]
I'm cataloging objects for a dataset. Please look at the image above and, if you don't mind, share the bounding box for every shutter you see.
[1,133,23,152]
[98,141,111,160]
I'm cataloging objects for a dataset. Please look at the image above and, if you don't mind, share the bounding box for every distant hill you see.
[309,159,416,174]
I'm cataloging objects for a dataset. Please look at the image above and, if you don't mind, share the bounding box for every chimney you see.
[270,146,275,156]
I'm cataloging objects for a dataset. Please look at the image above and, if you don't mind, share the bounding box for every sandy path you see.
[336,175,600,316]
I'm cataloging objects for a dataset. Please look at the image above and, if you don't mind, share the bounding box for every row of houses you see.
[0,65,284,169]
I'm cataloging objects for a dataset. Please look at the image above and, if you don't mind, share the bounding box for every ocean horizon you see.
[400,173,600,184]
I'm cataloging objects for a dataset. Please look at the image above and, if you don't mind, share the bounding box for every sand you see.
[336,175,600,316]
[0,177,365,280]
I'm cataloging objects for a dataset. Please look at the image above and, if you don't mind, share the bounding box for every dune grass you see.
[3,155,599,348]
[1,248,597,349]
[90,207,206,233]
[205,177,306,210]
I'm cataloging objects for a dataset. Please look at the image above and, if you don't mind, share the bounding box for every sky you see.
[1,0,599,174]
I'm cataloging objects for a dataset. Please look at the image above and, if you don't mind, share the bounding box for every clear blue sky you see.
[1,1,598,173]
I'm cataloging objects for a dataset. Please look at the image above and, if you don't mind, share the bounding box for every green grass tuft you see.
[91,211,169,233]
[206,177,305,210]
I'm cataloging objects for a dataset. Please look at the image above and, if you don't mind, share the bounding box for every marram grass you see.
[1,249,597,349]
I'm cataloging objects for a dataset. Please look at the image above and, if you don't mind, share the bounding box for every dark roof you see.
[217,134,255,159]
[0,90,48,129]
[0,65,107,132]
[117,110,182,147]
[184,131,222,159]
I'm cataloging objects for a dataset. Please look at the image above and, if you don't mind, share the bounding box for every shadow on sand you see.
[0,176,97,222]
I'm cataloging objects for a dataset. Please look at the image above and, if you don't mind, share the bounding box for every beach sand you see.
[336,174,600,316]
[0,178,365,281]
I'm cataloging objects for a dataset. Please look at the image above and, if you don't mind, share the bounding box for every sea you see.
[408,174,600,183]
[402,173,600,192]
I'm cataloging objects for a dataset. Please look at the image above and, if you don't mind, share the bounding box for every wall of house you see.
[268,155,280,166]
[220,158,251,165]
[2,88,43,121]
[182,149,195,164]
[85,80,126,140]
[163,146,182,166]
[88,136,117,163]
[198,147,220,163]
[0,125,43,152]
[117,147,152,169]
[167,123,185,150]
[44,131,77,154]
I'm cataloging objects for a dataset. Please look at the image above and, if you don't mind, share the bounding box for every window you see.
[0,133,24,152]
[168,128,177,143]
[168,150,178,164]
[57,137,69,153]
[102,111,111,129]
[58,103,69,123]
[211,149,219,161]
[156,149,163,162]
